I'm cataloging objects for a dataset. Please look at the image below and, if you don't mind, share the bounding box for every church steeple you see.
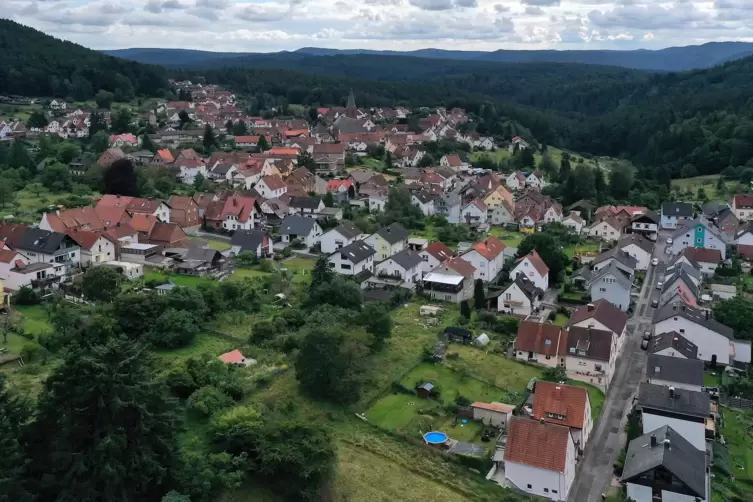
[345,89,357,118]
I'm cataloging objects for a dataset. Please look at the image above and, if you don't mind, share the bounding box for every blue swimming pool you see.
[423,431,448,444]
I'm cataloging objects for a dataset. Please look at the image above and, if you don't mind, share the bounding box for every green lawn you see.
[704,371,722,387]
[0,103,42,121]
[671,174,740,203]
[143,271,216,288]
[571,381,606,419]
[719,409,753,486]
[153,332,236,362]
[228,268,271,281]
[0,186,95,223]
[367,393,443,431]
[400,362,509,407]
[15,305,53,335]
[564,241,600,259]
[188,236,230,251]
[470,146,626,174]
[488,227,524,248]
[552,314,569,327]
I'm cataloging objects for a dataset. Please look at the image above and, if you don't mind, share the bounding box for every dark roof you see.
[386,249,423,270]
[230,229,265,252]
[587,262,633,290]
[664,261,702,283]
[288,195,322,210]
[280,215,318,236]
[653,302,734,339]
[212,163,235,175]
[649,331,698,359]
[332,240,375,263]
[444,327,472,339]
[622,425,706,498]
[565,326,613,362]
[619,233,654,254]
[661,201,694,218]
[646,354,704,387]
[568,299,628,335]
[331,221,360,240]
[17,228,70,254]
[592,247,638,270]
[662,269,699,298]
[374,222,410,244]
[701,201,727,218]
[184,247,222,263]
[509,273,543,302]
[631,210,660,224]
[412,190,437,204]
[636,382,710,418]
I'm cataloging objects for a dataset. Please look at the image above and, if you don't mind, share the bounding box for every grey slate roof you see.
[386,249,423,270]
[636,382,710,419]
[671,216,727,243]
[646,354,704,387]
[280,215,317,236]
[331,221,360,240]
[592,247,638,271]
[566,326,613,362]
[332,240,375,264]
[669,252,699,271]
[664,261,701,283]
[631,210,660,224]
[649,331,698,359]
[661,269,699,298]
[212,163,235,175]
[509,273,543,302]
[288,196,322,210]
[230,229,265,253]
[661,201,694,218]
[586,262,633,290]
[622,425,706,498]
[701,201,727,218]
[652,302,734,339]
[374,222,410,245]
[18,228,70,254]
[619,233,654,254]
[413,190,437,204]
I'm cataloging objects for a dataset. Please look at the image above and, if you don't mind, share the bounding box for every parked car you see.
[656,281,663,290]
[651,257,659,266]
[641,339,649,350]
[643,331,652,341]
[651,298,659,308]
[666,237,673,245]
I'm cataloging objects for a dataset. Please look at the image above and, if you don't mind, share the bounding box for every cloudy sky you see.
[5,0,753,52]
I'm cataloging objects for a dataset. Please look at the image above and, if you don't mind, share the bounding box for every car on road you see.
[656,281,663,290]
[643,331,652,340]
[666,237,673,245]
[641,339,649,350]
[651,298,659,308]
[651,257,659,266]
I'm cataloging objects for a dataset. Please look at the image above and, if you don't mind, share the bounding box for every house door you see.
[711,354,717,368]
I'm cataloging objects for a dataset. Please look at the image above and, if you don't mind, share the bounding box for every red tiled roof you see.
[0,223,29,249]
[219,349,246,364]
[168,195,197,211]
[65,229,108,249]
[103,222,136,240]
[268,147,300,156]
[424,241,454,262]
[97,194,133,208]
[567,299,628,336]
[44,206,102,232]
[514,321,567,356]
[442,257,476,278]
[129,214,158,233]
[444,153,462,167]
[734,194,753,209]
[259,174,286,191]
[738,244,753,260]
[283,129,310,138]
[149,222,185,243]
[518,250,549,276]
[471,236,506,261]
[0,249,21,264]
[234,135,260,143]
[682,247,722,264]
[327,179,354,192]
[221,196,257,223]
[504,417,571,472]
[126,198,163,215]
[156,149,174,163]
[472,402,515,413]
[532,381,589,430]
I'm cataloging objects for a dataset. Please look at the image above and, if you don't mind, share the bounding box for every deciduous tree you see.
[82,266,122,302]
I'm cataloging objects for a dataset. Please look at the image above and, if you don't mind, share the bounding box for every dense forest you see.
[0,20,170,100]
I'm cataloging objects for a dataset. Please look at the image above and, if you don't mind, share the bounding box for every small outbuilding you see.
[475,333,490,347]
[416,382,434,398]
[219,349,257,367]
[471,402,515,427]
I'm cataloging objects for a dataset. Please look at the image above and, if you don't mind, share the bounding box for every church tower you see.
[345,89,357,119]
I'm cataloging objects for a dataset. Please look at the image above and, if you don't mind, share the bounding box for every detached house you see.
[423,257,476,303]
[511,250,549,291]
[364,222,410,261]
[215,196,261,231]
[660,202,694,230]
[497,274,543,316]
[16,228,81,278]
[229,230,271,258]
[504,417,576,501]
[461,199,488,226]
[586,262,633,311]
[506,171,526,190]
[65,229,116,267]
[288,196,325,218]
[532,381,593,450]
[618,233,654,271]
[669,217,727,259]
[280,215,323,249]
[635,383,710,451]
[567,300,628,356]
[320,221,361,254]
[622,426,709,502]
[514,321,567,368]
[370,249,423,289]
[730,193,753,221]
[255,174,287,199]
[167,195,200,229]
[419,241,454,276]
[565,326,619,390]
[461,236,506,282]
[562,212,585,234]
[328,240,375,277]
[435,193,462,224]
[585,215,624,242]
[630,210,660,241]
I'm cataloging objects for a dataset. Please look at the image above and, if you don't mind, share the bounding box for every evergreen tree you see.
[258,135,269,152]
[90,130,109,154]
[203,124,217,151]
[473,279,486,310]
[0,375,33,502]
[460,300,471,319]
[310,255,333,291]
[559,154,572,183]
[27,337,176,502]
[297,151,316,171]
[89,111,107,137]
[383,151,393,171]
[27,109,48,129]
[225,120,233,135]
[231,121,247,136]
[141,133,156,152]
[520,147,535,168]
[103,158,140,196]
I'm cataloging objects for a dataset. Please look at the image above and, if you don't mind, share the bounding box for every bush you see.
[455,395,471,407]
[289,238,305,250]
[20,343,43,362]
[548,311,557,321]
[258,259,275,273]
[13,286,39,306]
[187,385,235,418]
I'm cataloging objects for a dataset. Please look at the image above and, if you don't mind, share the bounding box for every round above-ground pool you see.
[423,431,449,444]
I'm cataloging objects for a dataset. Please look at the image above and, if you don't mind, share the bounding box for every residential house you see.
[585,215,624,242]
[565,326,618,390]
[622,425,708,502]
[229,230,271,258]
[461,199,488,226]
[482,183,513,210]
[435,193,462,224]
[326,179,354,202]
[660,202,694,230]
[489,200,516,226]
[97,147,125,166]
[471,402,514,427]
[368,194,388,213]
[731,193,753,221]
[532,381,593,450]
[659,268,700,308]
[525,171,546,190]
[15,228,81,278]
[65,230,116,267]
[635,383,710,451]
[109,133,139,147]
[411,190,437,217]
[288,196,325,217]
[669,217,727,259]
[167,195,200,229]
[630,210,660,241]
[193,192,218,218]
[439,153,465,171]
[510,250,549,291]
[514,321,567,368]
[148,222,186,249]
[320,221,361,254]
[327,240,375,277]
[648,331,698,360]
[504,417,576,501]
[591,247,638,278]
[176,158,208,185]
[562,212,585,234]
[209,163,238,182]
[618,234,654,271]
[663,261,702,289]
[0,249,34,291]
[364,222,410,261]
[460,236,506,282]
[255,174,288,199]
[419,241,454,276]
[422,257,476,303]
[496,274,542,316]
[646,354,704,392]
[652,303,737,366]
[567,300,628,356]
[152,148,175,165]
[506,171,526,190]
[39,206,105,233]
[369,249,423,289]
[234,135,260,148]
[212,196,260,232]
[279,215,323,249]
[5,261,57,292]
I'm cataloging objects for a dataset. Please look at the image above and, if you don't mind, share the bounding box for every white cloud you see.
[4,0,753,51]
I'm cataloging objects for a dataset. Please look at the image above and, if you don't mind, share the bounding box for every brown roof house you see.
[532,381,593,452]
[567,300,628,358]
[147,222,187,250]
[503,416,577,500]
[422,257,476,303]
[514,321,567,368]
[167,195,200,229]
[564,325,617,391]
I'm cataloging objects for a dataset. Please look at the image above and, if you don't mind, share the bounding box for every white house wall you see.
[654,317,731,365]
[641,412,706,451]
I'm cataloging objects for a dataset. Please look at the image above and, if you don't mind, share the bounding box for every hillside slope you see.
[105,41,753,72]
[0,20,169,99]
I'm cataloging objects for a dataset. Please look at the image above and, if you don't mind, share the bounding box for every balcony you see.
[31,275,61,288]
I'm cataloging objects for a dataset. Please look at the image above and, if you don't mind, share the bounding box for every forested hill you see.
[0,19,170,100]
[105,41,753,72]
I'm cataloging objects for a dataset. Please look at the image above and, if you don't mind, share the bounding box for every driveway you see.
[567,234,667,501]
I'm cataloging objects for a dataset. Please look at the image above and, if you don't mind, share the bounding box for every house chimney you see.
[587,303,595,312]
[650,434,657,447]
[669,386,675,398]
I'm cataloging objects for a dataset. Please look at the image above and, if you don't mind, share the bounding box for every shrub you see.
[187,386,235,418]
[258,259,275,273]
[14,286,39,306]
[20,343,43,362]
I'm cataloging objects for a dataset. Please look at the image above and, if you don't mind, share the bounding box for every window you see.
[505,293,512,300]
[444,295,452,301]
[340,264,351,270]
[544,489,549,493]
[552,490,558,494]
[595,364,602,372]
[599,287,606,292]
[527,484,532,490]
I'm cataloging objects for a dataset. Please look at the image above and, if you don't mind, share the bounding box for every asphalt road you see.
[567,235,667,502]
